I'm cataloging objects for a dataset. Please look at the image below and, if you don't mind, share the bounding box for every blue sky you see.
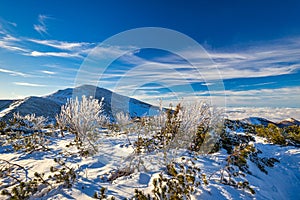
[0,0,299,107]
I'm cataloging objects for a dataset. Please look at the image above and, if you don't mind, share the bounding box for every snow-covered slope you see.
[0,85,159,120]
[277,118,300,127]
[0,100,14,112]
[241,117,276,126]
[232,117,300,128]
[0,99,25,118]
[0,131,299,199]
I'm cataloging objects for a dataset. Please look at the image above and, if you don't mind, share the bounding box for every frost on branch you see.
[11,113,46,132]
[5,113,50,153]
[56,95,107,154]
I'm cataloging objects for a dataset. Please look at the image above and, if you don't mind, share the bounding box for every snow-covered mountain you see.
[236,117,300,128]
[0,85,159,121]
[240,117,276,126]
[277,118,300,127]
[0,100,14,111]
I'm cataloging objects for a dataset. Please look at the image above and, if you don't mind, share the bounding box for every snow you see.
[0,87,299,199]
[0,99,24,117]
[1,130,299,200]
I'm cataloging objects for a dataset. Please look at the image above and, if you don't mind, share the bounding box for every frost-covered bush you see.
[130,101,223,165]
[115,111,133,144]
[4,113,50,153]
[114,101,224,177]
[11,113,46,132]
[56,95,107,154]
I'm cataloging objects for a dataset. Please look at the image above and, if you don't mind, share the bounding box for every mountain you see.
[0,100,14,112]
[224,116,300,134]
[241,117,277,126]
[239,117,300,128]
[277,118,300,128]
[0,85,159,121]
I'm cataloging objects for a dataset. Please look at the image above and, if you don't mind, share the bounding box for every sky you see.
[0,0,300,108]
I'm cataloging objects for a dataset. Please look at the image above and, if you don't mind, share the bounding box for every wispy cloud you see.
[0,40,26,52]
[26,51,82,58]
[0,34,28,52]
[132,86,300,108]
[82,38,300,108]
[40,70,56,75]
[193,86,300,107]
[0,68,28,77]
[13,82,45,87]
[28,39,94,51]
[0,18,17,33]
[117,37,299,83]
[33,14,50,35]
[7,21,17,27]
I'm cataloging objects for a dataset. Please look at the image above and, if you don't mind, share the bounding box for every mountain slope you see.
[277,118,300,127]
[0,100,14,112]
[0,85,159,121]
[241,117,276,126]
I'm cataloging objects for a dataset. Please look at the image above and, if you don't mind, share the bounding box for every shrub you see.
[0,120,7,134]
[115,111,133,144]
[49,157,77,188]
[133,159,206,200]
[132,101,222,165]
[11,113,46,131]
[219,144,256,195]
[284,125,300,145]
[56,95,108,154]
[256,124,286,145]
[4,113,50,153]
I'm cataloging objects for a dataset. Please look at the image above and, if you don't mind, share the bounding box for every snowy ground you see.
[0,130,299,200]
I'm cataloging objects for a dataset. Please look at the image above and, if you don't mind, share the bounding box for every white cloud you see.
[0,18,17,33]
[28,39,94,51]
[13,82,45,87]
[8,21,17,27]
[226,107,300,122]
[212,87,300,108]
[0,68,28,77]
[27,51,82,58]
[0,34,28,52]
[33,14,50,35]
[0,40,27,52]
[89,41,299,94]
[86,45,136,61]
[40,70,56,75]
[3,34,19,41]
[136,37,300,81]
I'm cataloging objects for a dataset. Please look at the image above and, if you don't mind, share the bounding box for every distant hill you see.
[0,85,160,121]
[277,118,300,128]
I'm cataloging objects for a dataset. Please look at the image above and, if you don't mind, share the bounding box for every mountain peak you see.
[0,85,159,121]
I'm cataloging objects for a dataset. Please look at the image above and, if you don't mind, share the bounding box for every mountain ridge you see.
[0,85,160,121]
[0,85,299,127]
